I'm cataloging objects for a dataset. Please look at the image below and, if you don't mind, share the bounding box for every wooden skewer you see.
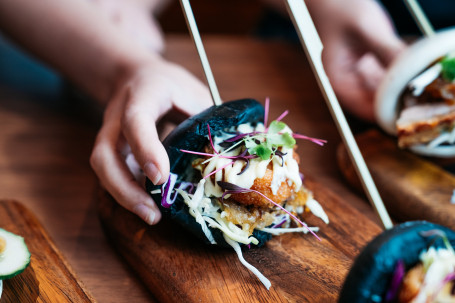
[403,0,435,37]
[284,0,393,229]
[179,0,222,106]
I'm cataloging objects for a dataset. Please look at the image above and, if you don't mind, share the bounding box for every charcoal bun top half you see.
[339,221,455,303]
[146,99,272,247]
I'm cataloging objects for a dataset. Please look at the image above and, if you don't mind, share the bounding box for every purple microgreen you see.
[292,133,327,146]
[207,124,219,155]
[218,141,238,149]
[264,97,270,129]
[420,229,448,238]
[224,133,248,142]
[217,181,321,241]
[217,181,245,192]
[180,149,217,157]
[201,140,252,166]
[180,148,255,161]
[274,149,287,167]
[275,110,289,122]
[203,160,235,179]
[223,131,261,143]
[237,158,250,175]
[385,260,405,303]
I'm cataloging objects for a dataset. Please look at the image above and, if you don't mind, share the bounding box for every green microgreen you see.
[249,143,273,160]
[441,56,455,82]
[180,99,326,172]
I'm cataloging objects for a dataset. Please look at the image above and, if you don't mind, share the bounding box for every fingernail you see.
[144,162,162,185]
[134,204,156,225]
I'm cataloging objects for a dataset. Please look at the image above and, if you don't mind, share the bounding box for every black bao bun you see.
[339,221,455,302]
[146,99,272,248]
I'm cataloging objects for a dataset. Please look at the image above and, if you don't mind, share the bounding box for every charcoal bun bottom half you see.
[339,221,455,302]
[146,99,272,248]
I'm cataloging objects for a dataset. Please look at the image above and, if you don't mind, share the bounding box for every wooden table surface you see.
[0,35,382,302]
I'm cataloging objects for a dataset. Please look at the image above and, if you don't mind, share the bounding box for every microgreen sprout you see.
[207,124,219,155]
[441,56,455,82]
[264,97,270,128]
[181,120,326,165]
[180,99,326,180]
[275,110,289,122]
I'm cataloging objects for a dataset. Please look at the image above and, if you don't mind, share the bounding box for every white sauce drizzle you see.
[201,122,302,198]
[305,199,329,224]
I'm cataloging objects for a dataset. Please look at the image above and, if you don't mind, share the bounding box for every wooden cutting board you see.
[337,129,455,230]
[98,177,383,302]
[0,200,95,303]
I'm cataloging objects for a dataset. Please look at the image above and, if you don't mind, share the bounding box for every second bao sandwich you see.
[376,28,455,157]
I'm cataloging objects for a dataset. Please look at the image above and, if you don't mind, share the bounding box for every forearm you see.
[0,0,162,103]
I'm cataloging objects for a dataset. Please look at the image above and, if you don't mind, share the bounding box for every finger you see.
[352,6,406,66]
[164,63,213,116]
[122,65,211,186]
[122,81,171,186]
[91,97,162,224]
[356,52,386,92]
[323,42,376,121]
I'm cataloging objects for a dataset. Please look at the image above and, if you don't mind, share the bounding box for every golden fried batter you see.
[398,263,424,303]
[230,150,300,208]
[221,200,276,234]
[229,166,294,208]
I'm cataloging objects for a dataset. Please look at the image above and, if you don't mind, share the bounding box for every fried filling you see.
[397,59,455,148]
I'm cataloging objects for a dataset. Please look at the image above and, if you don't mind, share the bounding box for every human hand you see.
[90,0,166,52]
[308,0,406,121]
[90,55,212,225]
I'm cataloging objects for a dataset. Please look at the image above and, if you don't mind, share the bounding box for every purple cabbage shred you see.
[385,260,405,303]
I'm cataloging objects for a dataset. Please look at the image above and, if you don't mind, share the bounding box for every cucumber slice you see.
[0,228,31,280]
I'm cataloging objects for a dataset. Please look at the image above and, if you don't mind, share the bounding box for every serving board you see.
[337,129,455,230]
[0,200,95,303]
[98,176,383,302]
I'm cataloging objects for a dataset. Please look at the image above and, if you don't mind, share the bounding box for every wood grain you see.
[337,129,455,229]
[98,176,382,302]
[0,35,386,302]
[0,200,95,303]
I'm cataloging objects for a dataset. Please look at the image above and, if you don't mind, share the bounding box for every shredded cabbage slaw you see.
[154,100,329,289]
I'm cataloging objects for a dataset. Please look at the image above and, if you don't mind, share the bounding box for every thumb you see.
[122,82,172,186]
